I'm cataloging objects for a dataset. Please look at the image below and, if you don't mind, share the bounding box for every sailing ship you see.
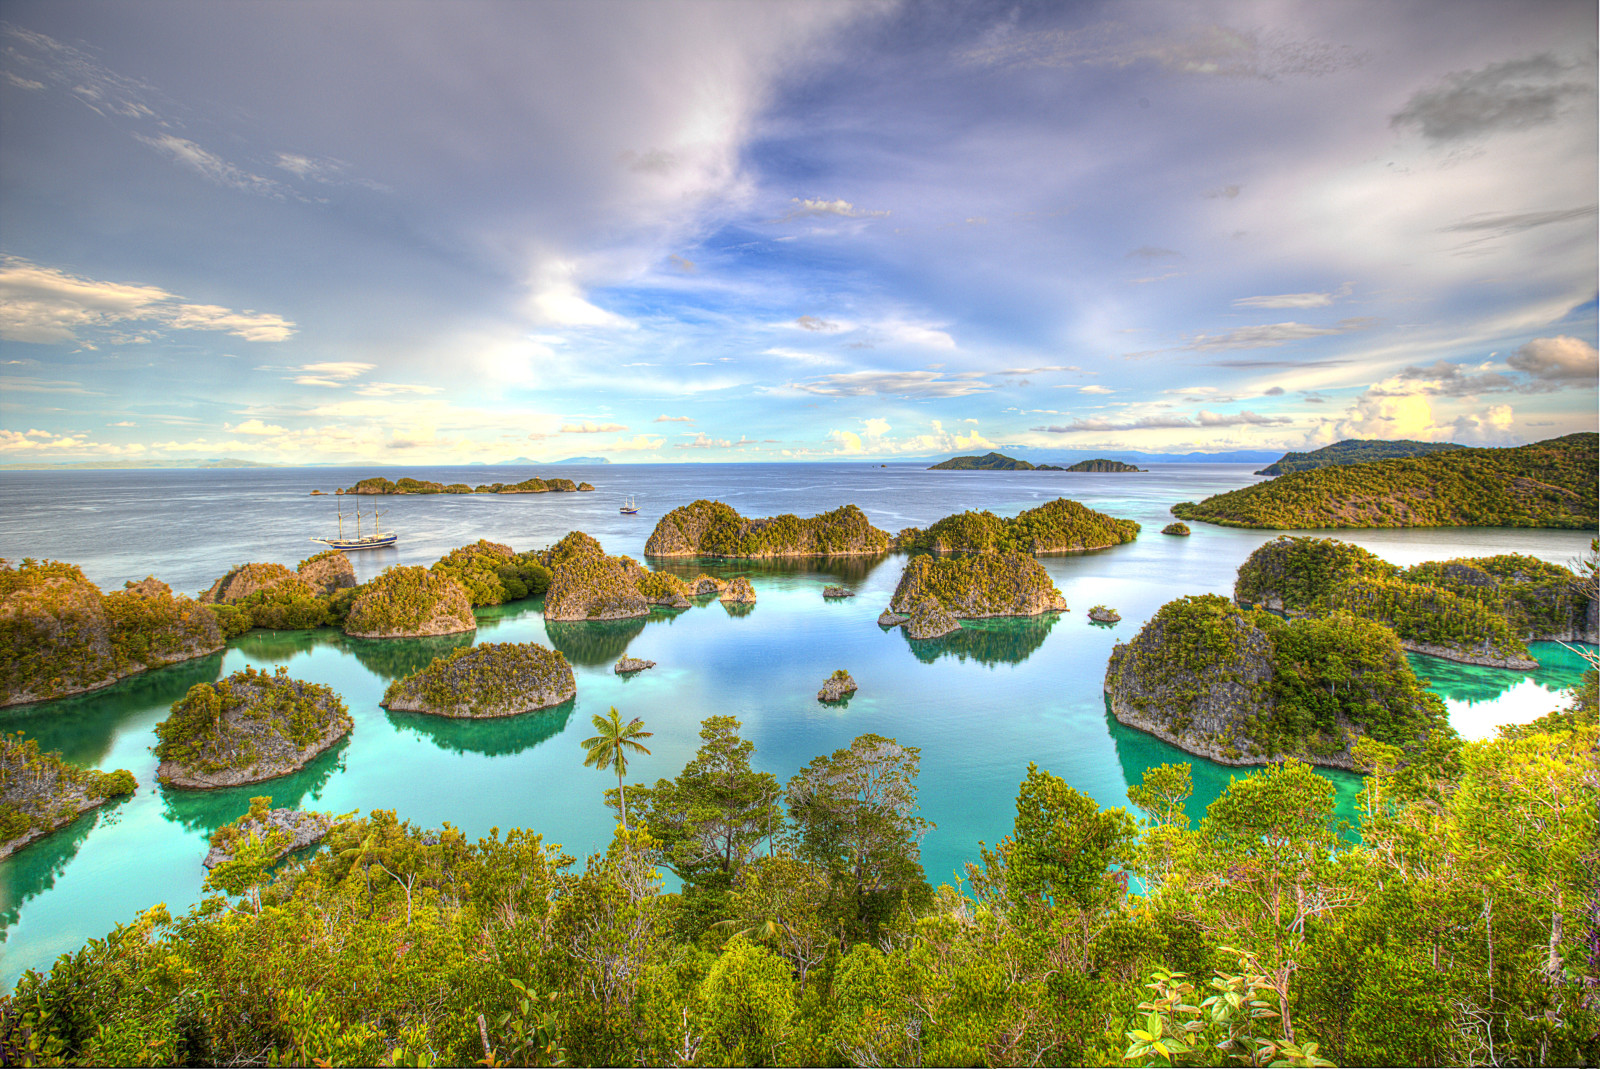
[310,495,398,550]
[619,495,639,515]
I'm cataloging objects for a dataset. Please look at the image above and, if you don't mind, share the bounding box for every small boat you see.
[310,497,398,551]
[620,495,639,515]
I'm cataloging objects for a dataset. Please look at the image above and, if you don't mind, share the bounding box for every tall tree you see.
[626,715,782,887]
[581,707,652,829]
[785,733,932,940]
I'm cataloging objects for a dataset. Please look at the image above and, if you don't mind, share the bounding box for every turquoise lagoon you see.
[1,462,1593,987]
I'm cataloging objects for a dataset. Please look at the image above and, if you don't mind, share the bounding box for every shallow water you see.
[1,463,1592,987]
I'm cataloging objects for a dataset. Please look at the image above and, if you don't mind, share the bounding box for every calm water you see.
[1,463,1593,987]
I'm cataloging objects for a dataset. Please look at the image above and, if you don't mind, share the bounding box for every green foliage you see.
[1065,458,1145,472]
[382,641,573,717]
[153,664,350,777]
[430,540,549,607]
[581,707,653,829]
[645,499,891,557]
[210,602,253,638]
[1161,522,1190,536]
[927,451,1037,469]
[343,475,586,495]
[1,557,222,705]
[891,551,1066,617]
[1402,552,1590,639]
[344,566,475,637]
[895,496,1140,555]
[0,732,137,853]
[1256,437,1466,475]
[1175,432,1598,529]
[1235,537,1398,608]
[786,733,932,941]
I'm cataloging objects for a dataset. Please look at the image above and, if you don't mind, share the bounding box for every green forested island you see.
[1,733,136,859]
[1254,438,1466,475]
[154,665,352,789]
[890,552,1067,618]
[1104,593,1454,768]
[1063,458,1146,472]
[382,642,575,718]
[1233,536,1595,664]
[926,451,1039,470]
[0,559,224,708]
[339,476,595,494]
[643,500,890,557]
[894,498,1140,555]
[1172,433,1597,529]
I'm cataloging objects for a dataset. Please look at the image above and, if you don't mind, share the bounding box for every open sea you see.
[1,461,1594,988]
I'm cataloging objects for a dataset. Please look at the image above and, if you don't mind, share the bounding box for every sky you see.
[1,0,1596,465]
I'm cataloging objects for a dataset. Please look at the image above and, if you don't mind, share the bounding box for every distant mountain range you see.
[497,456,611,465]
[0,458,277,470]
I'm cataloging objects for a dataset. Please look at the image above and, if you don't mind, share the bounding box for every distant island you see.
[1254,439,1466,476]
[340,476,594,494]
[1062,459,1146,473]
[894,498,1140,555]
[1171,433,1597,530]
[928,452,1039,470]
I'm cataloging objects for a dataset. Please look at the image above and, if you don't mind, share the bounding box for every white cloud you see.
[1032,410,1292,433]
[861,417,891,437]
[0,257,296,344]
[1232,283,1351,309]
[790,370,991,398]
[829,429,864,453]
[772,197,891,222]
[1183,319,1373,351]
[133,133,285,198]
[608,435,664,452]
[676,432,733,449]
[654,414,694,422]
[227,419,289,435]
[562,422,629,433]
[291,361,374,387]
[1507,335,1598,383]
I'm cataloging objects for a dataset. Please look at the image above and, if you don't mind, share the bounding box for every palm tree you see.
[581,706,653,829]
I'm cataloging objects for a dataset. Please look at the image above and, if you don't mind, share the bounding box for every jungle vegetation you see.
[1254,439,1466,476]
[1173,433,1597,529]
[0,733,136,857]
[894,497,1140,556]
[1,684,1593,1067]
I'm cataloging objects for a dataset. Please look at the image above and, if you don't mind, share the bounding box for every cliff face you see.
[889,553,1067,618]
[298,552,357,596]
[201,562,305,604]
[1,559,223,708]
[155,667,352,789]
[543,531,736,619]
[344,567,476,638]
[644,500,890,558]
[382,642,575,718]
[1,734,136,859]
[1104,595,1452,770]
[1104,599,1282,767]
[902,596,960,639]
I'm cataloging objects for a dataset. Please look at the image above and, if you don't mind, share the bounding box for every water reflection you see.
[901,613,1061,667]
[1406,641,1593,705]
[342,632,476,681]
[544,618,647,666]
[386,700,575,757]
[722,600,757,618]
[158,735,350,835]
[1101,698,1363,836]
[0,804,111,942]
[0,651,224,766]
[233,627,343,663]
[646,554,888,585]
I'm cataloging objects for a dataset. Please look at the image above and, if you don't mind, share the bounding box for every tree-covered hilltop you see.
[382,642,575,718]
[430,540,552,607]
[1234,536,1594,663]
[344,566,477,639]
[890,552,1067,618]
[926,451,1036,470]
[0,732,136,859]
[894,498,1140,555]
[5,690,1593,1067]
[1,558,224,707]
[537,530,722,620]
[1254,438,1466,476]
[644,500,890,558]
[340,476,594,494]
[1104,593,1455,768]
[154,665,352,789]
[1064,458,1146,472]
[1172,433,1598,529]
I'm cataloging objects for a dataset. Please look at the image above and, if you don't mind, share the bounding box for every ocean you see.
[1,462,1593,988]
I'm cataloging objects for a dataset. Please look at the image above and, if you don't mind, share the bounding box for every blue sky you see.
[1,0,1595,464]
